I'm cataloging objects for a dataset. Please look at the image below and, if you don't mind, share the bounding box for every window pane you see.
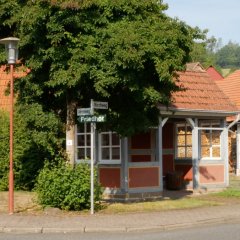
[212,131,221,145]
[186,147,192,158]
[201,147,210,158]
[77,148,85,160]
[212,147,220,157]
[112,133,120,145]
[177,147,185,158]
[112,147,120,160]
[86,123,91,132]
[77,124,84,133]
[77,148,91,160]
[186,126,192,134]
[177,135,185,145]
[101,134,110,146]
[201,132,210,145]
[186,134,192,145]
[86,148,91,159]
[177,126,185,134]
[102,148,110,160]
[77,135,85,146]
[86,134,91,146]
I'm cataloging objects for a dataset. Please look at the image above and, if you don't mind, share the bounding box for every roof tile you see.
[215,70,240,111]
[0,65,28,111]
[159,69,237,114]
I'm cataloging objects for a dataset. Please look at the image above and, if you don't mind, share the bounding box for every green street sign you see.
[77,115,106,123]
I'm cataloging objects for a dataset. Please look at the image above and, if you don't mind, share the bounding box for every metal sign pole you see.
[90,99,94,215]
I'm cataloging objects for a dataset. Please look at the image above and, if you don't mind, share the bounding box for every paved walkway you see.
[1,203,240,234]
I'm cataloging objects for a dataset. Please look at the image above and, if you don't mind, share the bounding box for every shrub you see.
[0,105,65,191]
[35,162,102,211]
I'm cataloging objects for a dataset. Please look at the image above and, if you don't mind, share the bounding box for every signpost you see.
[93,101,108,109]
[77,115,106,123]
[77,108,91,116]
[77,100,108,215]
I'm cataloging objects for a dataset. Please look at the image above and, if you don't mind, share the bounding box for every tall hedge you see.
[0,104,65,191]
[0,110,10,190]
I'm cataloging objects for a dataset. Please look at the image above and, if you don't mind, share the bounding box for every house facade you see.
[1,63,238,199]
[215,70,240,176]
[70,63,238,200]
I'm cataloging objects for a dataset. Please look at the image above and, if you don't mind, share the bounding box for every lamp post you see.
[0,37,19,214]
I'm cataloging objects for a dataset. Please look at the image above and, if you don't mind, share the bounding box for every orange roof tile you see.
[206,66,224,81]
[0,65,29,112]
[215,70,240,111]
[159,66,238,115]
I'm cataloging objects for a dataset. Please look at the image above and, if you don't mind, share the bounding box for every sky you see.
[164,0,240,45]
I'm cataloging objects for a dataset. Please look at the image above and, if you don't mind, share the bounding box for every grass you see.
[215,188,240,197]
[213,175,240,198]
[99,198,218,214]
[0,191,41,214]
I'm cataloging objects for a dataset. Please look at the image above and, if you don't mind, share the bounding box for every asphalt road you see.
[1,221,240,240]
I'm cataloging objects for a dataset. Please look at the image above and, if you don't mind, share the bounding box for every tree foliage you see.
[0,110,9,190]
[0,105,64,190]
[0,0,203,137]
[215,41,240,68]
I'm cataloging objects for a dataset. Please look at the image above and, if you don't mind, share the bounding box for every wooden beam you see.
[161,117,169,127]
[191,118,199,189]
[186,118,195,129]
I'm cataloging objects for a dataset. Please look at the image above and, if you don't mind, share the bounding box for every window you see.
[76,123,91,162]
[99,132,121,164]
[200,122,221,159]
[176,123,192,158]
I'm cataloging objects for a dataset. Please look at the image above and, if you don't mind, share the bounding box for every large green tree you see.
[215,41,240,68]
[0,0,205,189]
[1,0,203,137]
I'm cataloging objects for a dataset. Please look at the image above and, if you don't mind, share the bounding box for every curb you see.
[2,227,42,234]
[0,216,240,234]
[42,227,85,234]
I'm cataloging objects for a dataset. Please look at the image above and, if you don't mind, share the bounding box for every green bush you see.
[35,162,102,211]
[0,104,65,191]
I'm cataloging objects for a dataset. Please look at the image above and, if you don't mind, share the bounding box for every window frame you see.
[200,122,221,160]
[98,131,121,164]
[75,123,91,163]
[175,123,192,160]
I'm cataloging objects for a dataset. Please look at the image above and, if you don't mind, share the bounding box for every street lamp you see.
[0,37,19,214]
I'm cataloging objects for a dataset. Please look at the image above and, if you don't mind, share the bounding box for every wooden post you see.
[192,119,199,190]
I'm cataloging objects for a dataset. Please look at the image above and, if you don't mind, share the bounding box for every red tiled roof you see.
[206,66,224,81]
[215,70,240,111]
[0,65,29,111]
[159,66,238,115]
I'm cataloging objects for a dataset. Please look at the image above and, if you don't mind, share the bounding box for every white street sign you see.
[77,115,106,123]
[77,108,91,116]
[93,101,108,109]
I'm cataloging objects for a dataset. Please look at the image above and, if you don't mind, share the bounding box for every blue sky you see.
[164,0,240,45]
